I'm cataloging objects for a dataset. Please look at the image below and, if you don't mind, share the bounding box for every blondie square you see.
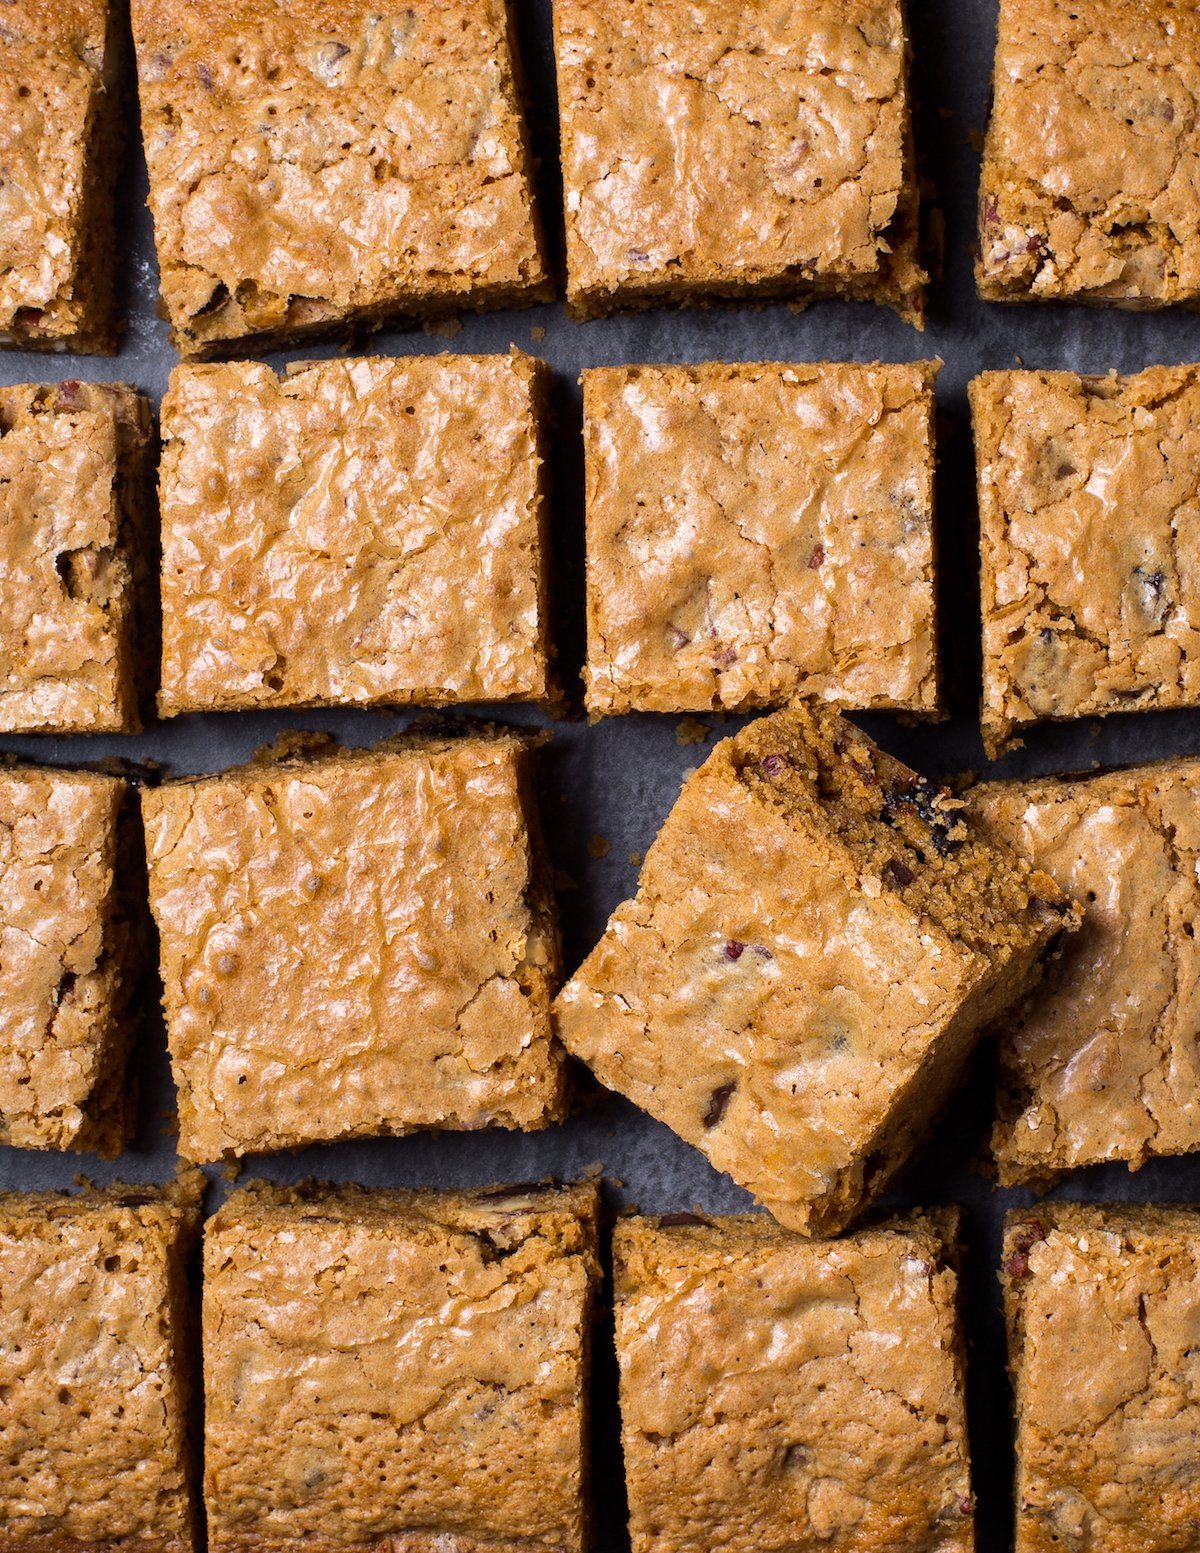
[1003,1203,1200,1553]
[554,706,1077,1235]
[131,0,549,357]
[615,1210,972,1553]
[0,1180,200,1553]
[970,761,1200,1187]
[0,381,155,734]
[972,367,1200,756]
[583,361,939,716]
[0,0,122,352]
[158,353,554,715]
[554,0,925,322]
[141,731,565,1162]
[203,1179,599,1553]
[978,0,1200,308]
[0,767,139,1157]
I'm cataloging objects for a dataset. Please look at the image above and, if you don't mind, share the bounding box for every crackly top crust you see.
[158,353,553,715]
[978,0,1200,307]
[554,706,1073,1234]
[131,0,548,356]
[203,1179,599,1553]
[0,0,115,348]
[554,0,923,319]
[615,1210,971,1553]
[971,761,1200,1186]
[582,361,939,715]
[971,367,1200,756]
[0,767,127,1152]
[0,1181,199,1553]
[141,733,564,1162]
[0,381,152,734]
[1003,1202,1200,1553]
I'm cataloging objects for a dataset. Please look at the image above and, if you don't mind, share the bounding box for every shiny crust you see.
[615,1210,972,1553]
[202,1179,599,1553]
[554,706,1076,1235]
[970,760,1200,1186]
[0,381,155,734]
[553,0,924,321]
[142,732,566,1162]
[158,353,554,714]
[1003,1202,1200,1553]
[0,766,137,1156]
[582,361,939,715]
[972,367,1200,755]
[130,0,549,356]
[977,0,1200,308]
[0,0,121,352]
[0,1181,201,1553]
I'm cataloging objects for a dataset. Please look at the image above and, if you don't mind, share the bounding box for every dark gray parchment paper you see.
[3,3,1199,1548]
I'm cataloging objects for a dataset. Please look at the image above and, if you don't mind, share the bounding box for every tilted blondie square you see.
[0,766,140,1157]
[555,707,1078,1234]
[0,381,155,734]
[553,0,924,322]
[1003,1203,1200,1553]
[0,1179,201,1553]
[583,361,940,716]
[142,731,565,1162]
[615,1210,973,1553]
[972,366,1200,756]
[203,1179,600,1553]
[978,0,1200,308]
[131,0,549,356]
[970,761,1200,1187]
[159,353,555,715]
[0,0,122,351]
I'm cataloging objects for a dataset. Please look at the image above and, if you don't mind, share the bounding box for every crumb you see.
[219,1160,243,1183]
[424,316,463,340]
[628,850,644,867]
[587,834,611,859]
[968,127,985,152]
[675,716,710,747]
[579,1160,605,1180]
[530,324,546,342]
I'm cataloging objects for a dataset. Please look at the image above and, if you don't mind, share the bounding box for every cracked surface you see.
[142,732,565,1162]
[0,381,154,734]
[0,1180,200,1553]
[582,361,939,716]
[0,0,120,351]
[615,1210,972,1553]
[977,0,1200,307]
[159,353,554,715]
[554,706,1074,1234]
[553,0,924,321]
[0,767,137,1156]
[1004,1203,1200,1553]
[972,368,1200,756]
[971,762,1200,1187]
[203,1179,599,1553]
[131,0,548,356]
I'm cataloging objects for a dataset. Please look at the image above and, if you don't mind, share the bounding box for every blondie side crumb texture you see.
[977,0,1200,308]
[203,1179,599,1553]
[0,1180,201,1553]
[0,381,155,734]
[141,732,565,1162]
[582,361,939,716]
[554,707,1078,1235]
[131,0,549,357]
[615,1211,973,1553]
[969,761,1200,1188]
[0,768,139,1157]
[553,0,925,323]
[158,353,554,715]
[972,367,1200,757]
[0,0,121,352]
[1003,1203,1200,1553]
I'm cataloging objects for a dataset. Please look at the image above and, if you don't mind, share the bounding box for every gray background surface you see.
[2,1,1199,1547]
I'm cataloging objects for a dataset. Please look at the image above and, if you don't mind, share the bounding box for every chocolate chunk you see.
[657,1211,710,1228]
[882,858,915,888]
[703,1083,736,1128]
[723,939,745,961]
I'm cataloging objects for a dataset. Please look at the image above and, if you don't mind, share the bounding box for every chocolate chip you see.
[1026,232,1046,253]
[197,61,213,88]
[667,625,689,650]
[1055,461,1076,478]
[761,754,787,776]
[882,858,916,888]
[1005,1219,1047,1278]
[723,940,745,961]
[703,1083,735,1128]
[657,1211,709,1228]
[807,544,825,569]
[880,777,960,856]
